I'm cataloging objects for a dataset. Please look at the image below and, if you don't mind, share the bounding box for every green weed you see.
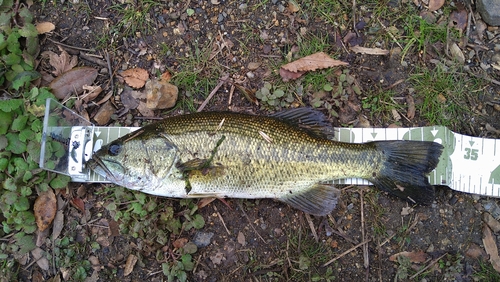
[110,0,160,36]
[170,41,220,112]
[409,64,480,131]
[474,259,500,281]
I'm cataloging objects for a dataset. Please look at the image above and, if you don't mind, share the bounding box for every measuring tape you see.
[40,99,500,198]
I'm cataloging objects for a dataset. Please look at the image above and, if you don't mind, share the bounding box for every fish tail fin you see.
[370,141,443,205]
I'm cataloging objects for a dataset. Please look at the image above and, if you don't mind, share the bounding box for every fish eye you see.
[108,142,122,156]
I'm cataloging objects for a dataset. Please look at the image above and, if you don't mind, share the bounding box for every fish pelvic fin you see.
[279,184,341,216]
[370,140,443,205]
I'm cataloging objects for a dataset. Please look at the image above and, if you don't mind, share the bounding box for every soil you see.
[19,0,500,281]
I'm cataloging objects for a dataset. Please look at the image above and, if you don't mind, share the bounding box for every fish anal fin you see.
[270,107,335,139]
[279,183,341,216]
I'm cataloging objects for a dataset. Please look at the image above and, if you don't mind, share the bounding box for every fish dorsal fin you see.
[270,108,335,139]
[279,183,341,216]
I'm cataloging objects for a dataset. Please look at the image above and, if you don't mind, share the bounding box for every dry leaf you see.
[406,95,416,119]
[93,100,116,125]
[281,52,348,73]
[122,68,149,88]
[482,224,500,272]
[279,68,305,81]
[160,70,172,82]
[36,22,55,34]
[49,67,98,99]
[288,0,300,12]
[210,251,225,265]
[482,212,500,233]
[389,251,428,263]
[70,197,85,213]
[449,9,468,31]
[198,197,216,209]
[124,254,138,277]
[237,231,246,246]
[428,0,445,12]
[47,46,78,76]
[31,248,50,271]
[34,189,57,232]
[173,238,188,249]
[82,85,103,103]
[145,79,178,109]
[52,210,64,240]
[120,87,140,110]
[449,43,465,63]
[350,46,390,55]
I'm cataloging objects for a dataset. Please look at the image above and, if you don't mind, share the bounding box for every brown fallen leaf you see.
[31,247,50,271]
[279,68,306,81]
[288,0,300,12]
[82,85,103,103]
[121,68,149,89]
[34,189,57,232]
[281,52,348,73]
[70,197,85,213]
[482,224,500,272]
[350,45,389,56]
[49,67,98,99]
[198,197,216,209]
[449,9,468,32]
[36,22,55,34]
[45,46,78,76]
[93,100,115,125]
[389,251,428,263]
[428,0,445,12]
[237,231,246,246]
[160,70,172,82]
[173,238,188,249]
[406,95,416,119]
[124,254,138,277]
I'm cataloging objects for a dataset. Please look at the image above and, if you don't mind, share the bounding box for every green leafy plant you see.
[104,187,204,280]
[255,82,294,109]
[309,69,361,117]
[0,0,40,92]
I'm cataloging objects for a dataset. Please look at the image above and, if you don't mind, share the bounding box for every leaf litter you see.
[280,52,348,81]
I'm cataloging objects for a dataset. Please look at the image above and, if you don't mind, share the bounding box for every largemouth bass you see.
[86,108,443,216]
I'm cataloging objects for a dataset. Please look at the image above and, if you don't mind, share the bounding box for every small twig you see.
[237,201,266,243]
[213,205,231,235]
[323,239,372,267]
[360,190,369,271]
[383,79,404,91]
[409,253,447,280]
[377,19,403,50]
[79,53,107,68]
[104,50,114,94]
[47,38,96,52]
[197,73,230,112]
[304,213,318,242]
[228,84,235,106]
[352,0,359,37]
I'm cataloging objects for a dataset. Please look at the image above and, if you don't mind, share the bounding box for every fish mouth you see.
[86,156,124,182]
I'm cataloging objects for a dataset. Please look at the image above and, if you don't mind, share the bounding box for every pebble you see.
[246,71,255,79]
[192,232,214,248]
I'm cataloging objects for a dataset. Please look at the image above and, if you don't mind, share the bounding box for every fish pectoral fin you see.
[177,158,208,171]
[279,183,341,216]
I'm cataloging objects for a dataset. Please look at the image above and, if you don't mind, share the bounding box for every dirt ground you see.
[18,0,500,281]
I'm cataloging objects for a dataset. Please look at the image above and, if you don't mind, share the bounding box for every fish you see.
[86,108,443,216]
